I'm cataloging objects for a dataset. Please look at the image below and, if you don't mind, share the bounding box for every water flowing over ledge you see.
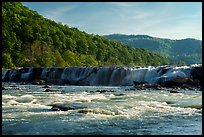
[2,64,202,87]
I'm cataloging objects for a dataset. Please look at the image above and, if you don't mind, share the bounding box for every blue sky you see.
[22,2,202,40]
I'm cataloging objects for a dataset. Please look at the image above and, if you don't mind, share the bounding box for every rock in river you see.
[44,89,64,92]
[51,103,87,111]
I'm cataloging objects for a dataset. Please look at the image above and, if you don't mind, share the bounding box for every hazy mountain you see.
[104,34,202,65]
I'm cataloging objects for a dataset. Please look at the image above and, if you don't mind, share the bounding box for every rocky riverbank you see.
[129,77,202,91]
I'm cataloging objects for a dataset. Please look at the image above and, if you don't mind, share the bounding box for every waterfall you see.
[2,65,201,86]
[156,66,192,84]
[2,69,9,80]
[119,66,159,85]
[21,68,34,82]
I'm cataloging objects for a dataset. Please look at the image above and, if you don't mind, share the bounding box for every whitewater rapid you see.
[2,83,202,135]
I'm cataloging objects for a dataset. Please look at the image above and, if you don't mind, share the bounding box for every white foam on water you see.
[2,95,18,99]
[6,100,19,106]
[20,94,35,99]
[71,93,201,121]
[2,85,202,135]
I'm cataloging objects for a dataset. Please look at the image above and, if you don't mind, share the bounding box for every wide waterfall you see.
[2,64,202,86]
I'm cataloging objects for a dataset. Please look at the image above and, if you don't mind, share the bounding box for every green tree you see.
[79,54,98,66]
[24,41,55,67]
[2,2,170,68]
[53,50,67,67]
[2,53,15,69]
[62,50,81,66]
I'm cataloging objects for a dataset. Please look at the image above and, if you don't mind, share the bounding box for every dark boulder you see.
[133,81,148,87]
[191,66,202,82]
[134,83,162,90]
[44,89,64,92]
[125,88,136,91]
[164,80,183,88]
[32,79,46,85]
[163,77,198,88]
[191,66,203,88]
[51,104,75,111]
[42,85,51,88]
[114,93,126,96]
[2,87,8,90]
[85,90,116,93]
[95,90,116,93]
[51,103,86,111]
[185,78,199,87]
[169,90,180,93]
[86,89,116,93]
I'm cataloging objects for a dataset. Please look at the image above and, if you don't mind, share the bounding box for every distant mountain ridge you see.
[104,34,202,65]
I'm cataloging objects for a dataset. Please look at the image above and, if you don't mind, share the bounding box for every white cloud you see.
[41,4,78,21]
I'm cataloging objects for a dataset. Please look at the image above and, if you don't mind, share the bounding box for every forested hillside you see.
[2,2,168,69]
[104,34,202,65]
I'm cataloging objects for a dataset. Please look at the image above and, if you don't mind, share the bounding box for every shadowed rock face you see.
[191,66,202,83]
[2,65,202,88]
[163,78,199,88]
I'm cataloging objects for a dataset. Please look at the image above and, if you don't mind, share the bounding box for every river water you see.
[2,83,202,135]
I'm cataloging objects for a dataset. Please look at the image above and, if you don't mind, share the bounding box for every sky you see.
[22,2,202,40]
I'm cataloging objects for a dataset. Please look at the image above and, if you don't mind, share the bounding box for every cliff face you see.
[2,65,202,88]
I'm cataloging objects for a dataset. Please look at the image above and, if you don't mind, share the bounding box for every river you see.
[2,82,202,135]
